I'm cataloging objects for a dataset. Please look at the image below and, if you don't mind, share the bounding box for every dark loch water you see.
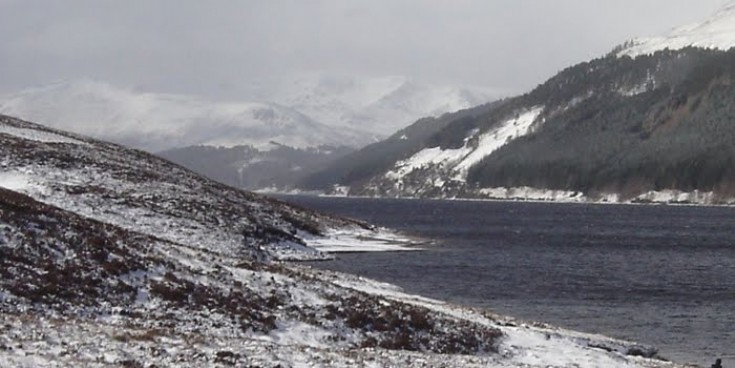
[280,195,735,366]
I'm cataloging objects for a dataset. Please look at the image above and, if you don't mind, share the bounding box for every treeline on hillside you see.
[428,48,713,154]
[467,48,735,198]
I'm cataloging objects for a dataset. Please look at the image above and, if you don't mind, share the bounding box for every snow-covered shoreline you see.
[272,188,735,208]
[304,227,426,254]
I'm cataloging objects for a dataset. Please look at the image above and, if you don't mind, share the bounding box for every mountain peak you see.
[0,79,371,151]
[254,72,503,136]
[617,3,735,57]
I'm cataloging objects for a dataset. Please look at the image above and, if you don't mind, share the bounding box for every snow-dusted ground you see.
[618,1,735,57]
[0,115,689,367]
[0,264,684,368]
[0,115,425,261]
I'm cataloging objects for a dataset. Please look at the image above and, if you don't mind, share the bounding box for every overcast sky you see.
[0,0,730,99]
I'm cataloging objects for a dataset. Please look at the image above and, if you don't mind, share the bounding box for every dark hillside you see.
[468,48,735,199]
[301,47,735,203]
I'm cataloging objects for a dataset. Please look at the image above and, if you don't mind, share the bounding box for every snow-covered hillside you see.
[0,115,412,261]
[387,106,544,182]
[246,72,503,138]
[0,79,368,152]
[618,1,735,57]
[0,115,685,367]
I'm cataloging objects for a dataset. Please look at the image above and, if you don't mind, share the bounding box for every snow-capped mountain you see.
[302,17,735,203]
[0,114,677,367]
[0,79,369,152]
[249,72,503,138]
[618,1,735,57]
[0,75,501,153]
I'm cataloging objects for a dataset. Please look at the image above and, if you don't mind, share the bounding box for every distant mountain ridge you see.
[0,75,500,152]
[0,79,367,152]
[254,73,501,138]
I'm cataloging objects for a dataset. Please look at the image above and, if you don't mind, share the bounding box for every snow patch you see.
[303,227,422,253]
[479,187,587,202]
[478,186,622,203]
[386,146,471,180]
[0,172,33,192]
[330,185,351,196]
[634,189,716,204]
[384,106,544,184]
[618,3,735,57]
[0,125,85,145]
[476,186,731,205]
[268,320,354,349]
[619,83,650,97]
[453,106,544,179]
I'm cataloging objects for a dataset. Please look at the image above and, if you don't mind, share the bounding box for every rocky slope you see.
[0,115,682,367]
[302,5,735,205]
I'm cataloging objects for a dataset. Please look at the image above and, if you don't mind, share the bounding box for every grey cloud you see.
[0,0,730,98]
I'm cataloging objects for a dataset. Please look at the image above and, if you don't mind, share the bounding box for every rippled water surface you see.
[282,195,735,366]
